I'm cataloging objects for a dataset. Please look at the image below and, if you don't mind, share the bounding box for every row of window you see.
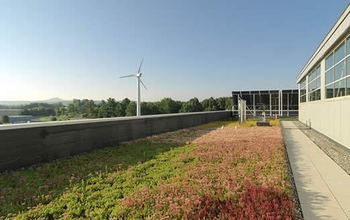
[325,37,350,99]
[326,76,350,98]
[308,66,321,101]
[300,75,350,102]
[325,37,350,71]
[299,35,350,102]
[300,78,307,102]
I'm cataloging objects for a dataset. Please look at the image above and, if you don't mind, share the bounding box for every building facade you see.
[232,90,298,117]
[297,4,350,149]
[0,109,22,118]
[8,115,32,124]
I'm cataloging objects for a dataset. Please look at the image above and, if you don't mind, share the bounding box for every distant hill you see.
[0,101,31,106]
[42,97,65,103]
[0,98,72,106]
[0,98,104,106]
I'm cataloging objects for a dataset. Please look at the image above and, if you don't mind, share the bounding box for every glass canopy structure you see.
[232,90,298,117]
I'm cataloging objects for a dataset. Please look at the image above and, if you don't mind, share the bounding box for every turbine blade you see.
[120,74,137,78]
[140,79,147,90]
[138,58,144,73]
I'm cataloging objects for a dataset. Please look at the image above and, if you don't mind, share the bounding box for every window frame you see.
[307,65,321,102]
[299,77,307,103]
[324,35,350,99]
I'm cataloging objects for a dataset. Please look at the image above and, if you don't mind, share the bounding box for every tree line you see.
[1,97,233,123]
[21,103,58,116]
[54,97,232,119]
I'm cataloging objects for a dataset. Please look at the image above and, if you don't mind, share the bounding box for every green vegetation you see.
[0,120,296,219]
[39,116,60,122]
[0,126,201,219]
[179,97,203,112]
[56,97,232,120]
[279,117,298,121]
[1,97,232,121]
[125,101,136,116]
[1,115,9,124]
[0,105,11,109]
[22,103,58,116]
[196,118,280,129]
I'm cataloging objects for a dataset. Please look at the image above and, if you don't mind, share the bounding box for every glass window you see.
[311,66,320,81]
[326,84,334,98]
[310,80,317,91]
[308,81,312,91]
[334,79,346,97]
[334,43,345,64]
[326,69,334,84]
[326,54,333,70]
[323,37,350,99]
[309,70,315,82]
[300,78,306,89]
[309,89,320,102]
[315,89,321,100]
[308,81,312,92]
[315,66,321,77]
[307,65,321,102]
[299,77,307,103]
[334,61,345,81]
[316,78,320,88]
[340,79,346,97]
[309,91,314,102]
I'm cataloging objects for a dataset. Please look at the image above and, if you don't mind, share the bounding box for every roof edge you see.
[297,2,350,83]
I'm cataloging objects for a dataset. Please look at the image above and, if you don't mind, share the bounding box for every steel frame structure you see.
[232,89,298,117]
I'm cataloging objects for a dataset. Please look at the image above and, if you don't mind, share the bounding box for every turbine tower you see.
[120,59,147,116]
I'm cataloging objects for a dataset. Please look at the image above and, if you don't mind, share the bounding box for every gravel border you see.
[281,126,304,220]
[295,121,350,176]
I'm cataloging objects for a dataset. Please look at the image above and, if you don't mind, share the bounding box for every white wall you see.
[299,97,350,149]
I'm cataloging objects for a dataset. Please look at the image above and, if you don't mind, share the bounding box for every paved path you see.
[281,121,350,220]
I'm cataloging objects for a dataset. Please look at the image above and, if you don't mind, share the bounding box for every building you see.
[8,115,32,124]
[297,4,350,150]
[0,109,22,118]
[232,89,298,117]
[0,109,23,123]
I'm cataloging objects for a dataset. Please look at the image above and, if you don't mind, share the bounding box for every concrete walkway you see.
[281,121,350,220]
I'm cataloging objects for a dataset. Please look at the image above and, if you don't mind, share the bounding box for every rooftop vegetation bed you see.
[0,119,296,219]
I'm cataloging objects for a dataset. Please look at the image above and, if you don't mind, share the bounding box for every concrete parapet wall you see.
[299,97,350,150]
[0,111,231,172]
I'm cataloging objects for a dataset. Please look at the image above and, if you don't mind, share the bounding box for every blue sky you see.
[0,0,349,101]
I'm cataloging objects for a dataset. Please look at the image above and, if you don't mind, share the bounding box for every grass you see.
[38,116,55,122]
[279,117,298,121]
[197,118,281,129]
[39,115,78,122]
[0,120,296,219]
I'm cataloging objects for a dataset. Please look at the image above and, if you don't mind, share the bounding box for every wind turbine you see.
[120,59,147,117]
